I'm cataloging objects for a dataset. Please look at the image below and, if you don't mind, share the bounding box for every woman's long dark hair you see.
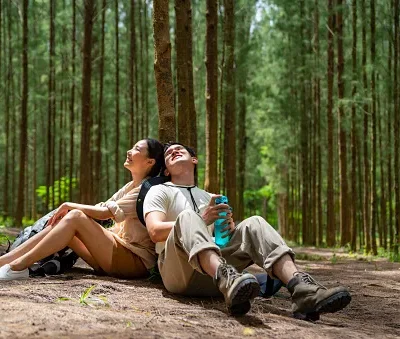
[145,138,166,177]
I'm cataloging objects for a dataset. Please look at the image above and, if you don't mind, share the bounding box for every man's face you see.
[164,144,197,174]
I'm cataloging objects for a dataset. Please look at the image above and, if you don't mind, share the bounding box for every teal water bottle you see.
[214,195,231,248]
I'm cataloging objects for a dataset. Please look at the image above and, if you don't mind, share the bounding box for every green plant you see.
[330,253,338,265]
[57,285,109,307]
[36,176,78,210]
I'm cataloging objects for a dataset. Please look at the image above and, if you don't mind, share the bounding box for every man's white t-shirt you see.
[143,182,212,253]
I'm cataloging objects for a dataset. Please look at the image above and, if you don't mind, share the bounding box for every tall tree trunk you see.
[144,0,149,137]
[129,0,136,147]
[223,0,237,214]
[3,1,11,217]
[69,0,76,202]
[115,0,120,191]
[175,0,192,146]
[204,0,219,193]
[95,0,106,201]
[237,9,250,221]
[388,11,394,251]
[369,0,378,255]
[79,0,95,204]
[337,0,349,246]
[15,0,28,226]
[187,4,196,151]
[350,0,358,251]
[362,0,371,253]
[47,0,56,210]
[153,0,176,142]
[394,0,400,257]
[378,83,386,249]
[326,0,336,246]
[300,0,309,245]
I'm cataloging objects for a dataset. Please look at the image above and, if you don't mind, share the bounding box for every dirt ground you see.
[0,229,399,339]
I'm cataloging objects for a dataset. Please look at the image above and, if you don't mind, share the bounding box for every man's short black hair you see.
[163,142,198,185]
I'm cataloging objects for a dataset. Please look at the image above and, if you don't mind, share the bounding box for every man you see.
[144,143,351,318]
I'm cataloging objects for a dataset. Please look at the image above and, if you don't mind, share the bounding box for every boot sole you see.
[228,278,260,316]
[293,290,351,321]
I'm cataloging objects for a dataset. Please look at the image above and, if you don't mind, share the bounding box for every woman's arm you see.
[48,202,113,227]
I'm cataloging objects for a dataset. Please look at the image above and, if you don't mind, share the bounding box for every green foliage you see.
[57,285,109,307]
[36,177,78,210]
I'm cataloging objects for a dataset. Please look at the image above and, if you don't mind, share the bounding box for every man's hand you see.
[220,210,235,236]
[201,195,232,226]
[47,203,70,227]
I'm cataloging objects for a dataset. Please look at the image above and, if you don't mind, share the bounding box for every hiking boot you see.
[214,262,260,316]
[287,272,351,321]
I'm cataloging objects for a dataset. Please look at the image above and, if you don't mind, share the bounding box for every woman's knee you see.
[63,209,88,223]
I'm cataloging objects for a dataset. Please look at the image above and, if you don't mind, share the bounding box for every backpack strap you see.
[136,176,170,226]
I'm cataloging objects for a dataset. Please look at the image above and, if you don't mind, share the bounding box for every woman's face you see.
[124,140,154,172]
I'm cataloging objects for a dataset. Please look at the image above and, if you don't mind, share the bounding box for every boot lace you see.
[219,264,241,288]
[295,272,327,289]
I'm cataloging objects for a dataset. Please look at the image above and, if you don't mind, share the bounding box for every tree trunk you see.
[129,0,136,148]
[15,0,29,226]
[144,0,149,137]
[95,0,106,201]
[69,0,76,202]
[47,0,56,210]
[115,0,120,191]
[337,0,349,246]
[326,0,336,246]
[204,0,219,193]
[79,0,95,204]
[388,11,394,251]
[175,0,192,146]
[369,0,378,255]
[394,0,400,257]
[153,0,176,142]
[223,0,237,214]
[362,0,371,253]
[350,0,358,251]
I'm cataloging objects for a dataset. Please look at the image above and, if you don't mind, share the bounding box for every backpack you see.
[136,176,170,226]
[8,210,79,277]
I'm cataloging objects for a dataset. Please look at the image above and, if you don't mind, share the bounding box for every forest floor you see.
[0,227,399,339]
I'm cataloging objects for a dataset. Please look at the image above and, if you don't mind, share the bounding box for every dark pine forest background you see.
[0,0,399,259]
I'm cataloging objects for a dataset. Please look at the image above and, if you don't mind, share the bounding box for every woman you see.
[0,138,165,280]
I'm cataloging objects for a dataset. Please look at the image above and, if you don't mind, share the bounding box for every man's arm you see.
[145,211,175,243]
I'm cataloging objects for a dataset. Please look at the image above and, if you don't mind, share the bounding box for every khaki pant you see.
[158,210,294,296]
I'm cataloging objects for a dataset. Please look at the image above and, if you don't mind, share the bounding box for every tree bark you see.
[393,0,400,257]
[337,0,349,246]
[223,0,237,214]
[153,0,176,142]
[15,0,29,226]
[79,0,95,204]
[350,0,358,251]
[115,0,120,191]
[204,0,219,193]
[326,0,336,246]
[369,0,378,255]
[362,0,371,253]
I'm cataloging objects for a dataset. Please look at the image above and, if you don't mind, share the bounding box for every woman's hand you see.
[47,203,70,227]
[201,195,231,226]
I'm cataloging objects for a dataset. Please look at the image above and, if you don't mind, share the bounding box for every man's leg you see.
[222,216,351,320]
[159,210,259,315]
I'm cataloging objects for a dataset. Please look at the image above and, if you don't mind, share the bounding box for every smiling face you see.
[124,139,155,174]
[164,144,197,176]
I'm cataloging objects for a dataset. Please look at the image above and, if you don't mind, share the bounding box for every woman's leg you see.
[0,226,53,267]
[8,210,115,274]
